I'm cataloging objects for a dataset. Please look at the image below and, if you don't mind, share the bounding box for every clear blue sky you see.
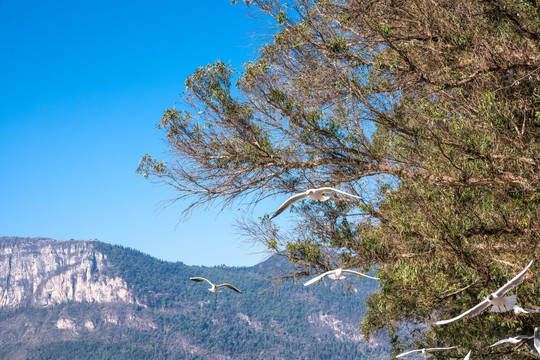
[0,0,280,267]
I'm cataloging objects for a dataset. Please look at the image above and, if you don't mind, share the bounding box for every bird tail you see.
[491,295,517,313]
[328,274,345,280]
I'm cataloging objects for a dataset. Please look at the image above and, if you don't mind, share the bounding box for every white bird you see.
[190,277,242,293]
[490,334,534,347]
[535,327,540,354]
[463,350,471,360]
[395,346,456,359]
[435,260,533,325]
[304,268,379,286]
[513,305,540,314]
[269,187,362,219]
[491,327,540,354]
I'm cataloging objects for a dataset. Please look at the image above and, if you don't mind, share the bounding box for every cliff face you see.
[0,237,133,308]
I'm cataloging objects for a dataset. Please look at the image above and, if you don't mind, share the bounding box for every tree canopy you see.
[139,0,540,358]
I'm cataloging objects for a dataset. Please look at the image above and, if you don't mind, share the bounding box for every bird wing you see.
[463,350,471,360]
[303,270,335,286]
[317,187,362,200]
[342,269,379,280]
[395,349,422,358]
[520,307,540,313]
[490,335,532,347]
[513,305,529,314]
[435,299,491,325]
[494,260,533,296]
[217,284,242,293]
[426,346,456,352]
[490,338,511,347]
[269,192,309,219]
[534,327,540,355]
[190,277,213,285]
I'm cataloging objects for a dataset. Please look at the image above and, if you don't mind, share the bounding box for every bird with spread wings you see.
[190,277,242,293]
[270,187,362,219]
[435,260,533,325]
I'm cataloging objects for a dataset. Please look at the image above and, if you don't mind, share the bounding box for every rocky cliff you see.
[0,237,133,308]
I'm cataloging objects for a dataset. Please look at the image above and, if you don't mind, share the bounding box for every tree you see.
[139,0,540,358]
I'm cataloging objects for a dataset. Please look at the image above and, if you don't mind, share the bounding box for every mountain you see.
[0,237,389,359]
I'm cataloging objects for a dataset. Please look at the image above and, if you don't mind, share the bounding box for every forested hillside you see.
[0,237,387,359]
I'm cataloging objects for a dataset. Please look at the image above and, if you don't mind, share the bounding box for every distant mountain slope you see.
[0,237,389,359]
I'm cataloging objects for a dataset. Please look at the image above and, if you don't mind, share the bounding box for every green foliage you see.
[328,35,349,54]
[141,0,540,358]
[277,10,286,25]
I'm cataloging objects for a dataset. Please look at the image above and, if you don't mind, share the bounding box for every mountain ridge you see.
[0,236,389,359]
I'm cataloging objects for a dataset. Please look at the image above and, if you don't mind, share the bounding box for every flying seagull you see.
[269,187,361,219]
[304,268,379,286]
[491,327,540,354]
[435,260,533,325]
[490,334,534,347]
[395,346,456,359]
[463,350,471,360]
[190,277,242,293]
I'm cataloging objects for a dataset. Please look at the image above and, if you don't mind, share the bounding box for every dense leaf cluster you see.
[139,0,540,358]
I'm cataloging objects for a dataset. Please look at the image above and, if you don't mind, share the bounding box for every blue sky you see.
[0,0,282,267]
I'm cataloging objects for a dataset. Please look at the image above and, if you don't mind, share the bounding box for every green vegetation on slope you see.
[0,238,388,359]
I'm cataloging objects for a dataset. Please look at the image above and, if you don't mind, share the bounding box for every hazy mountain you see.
[0,236,389,359]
